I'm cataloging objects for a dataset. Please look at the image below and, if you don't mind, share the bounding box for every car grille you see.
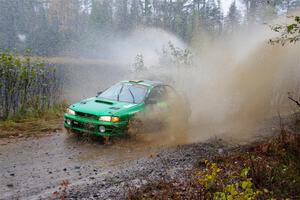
[76,112,98,120]
[72,121,96,131]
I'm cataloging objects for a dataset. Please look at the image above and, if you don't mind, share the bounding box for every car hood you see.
[70,97,137,116]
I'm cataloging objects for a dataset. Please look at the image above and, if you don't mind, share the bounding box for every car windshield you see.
[98,82,148,104]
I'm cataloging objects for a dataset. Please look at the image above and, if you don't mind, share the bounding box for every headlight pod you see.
[66,108,75,115]
[99,116,120,122]
[99,116,111,122]
[112,116,120,122]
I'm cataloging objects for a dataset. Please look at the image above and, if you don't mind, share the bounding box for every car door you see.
[146,85,166,107]
[142,86,168,130]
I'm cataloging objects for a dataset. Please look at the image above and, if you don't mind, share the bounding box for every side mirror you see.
[97,91,102,96]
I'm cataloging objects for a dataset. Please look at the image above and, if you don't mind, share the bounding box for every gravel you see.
[57,142,225,200]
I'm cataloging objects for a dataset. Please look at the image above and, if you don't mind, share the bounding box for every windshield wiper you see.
[128,88,135,103]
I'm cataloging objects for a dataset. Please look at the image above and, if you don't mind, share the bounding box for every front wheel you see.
[64,127,72,134]
[127,117,144,138]
[65,127,84,138]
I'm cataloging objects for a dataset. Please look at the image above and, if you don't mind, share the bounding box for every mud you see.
[0,133,164,200]
[63,142,224,200]
[0,114,296,200]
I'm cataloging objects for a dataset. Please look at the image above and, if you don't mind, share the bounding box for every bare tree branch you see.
[288,93,300,107]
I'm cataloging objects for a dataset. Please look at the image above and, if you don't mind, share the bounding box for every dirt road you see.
[0,130,227,200]
[0,132,171,199]
[0,115,288,199]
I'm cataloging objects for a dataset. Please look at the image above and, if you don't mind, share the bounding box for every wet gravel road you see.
[63,142,224,200]
[0,131,225,200]
[1,114,287,200]
[0,133,171,200]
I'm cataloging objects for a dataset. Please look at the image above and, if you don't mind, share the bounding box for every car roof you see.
[122,80,164,87]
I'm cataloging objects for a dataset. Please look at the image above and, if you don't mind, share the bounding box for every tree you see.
[143,0,152,25]
[132,53,146,72]
[115,0,129,31]
[242,0,282,25]
[0,0,37,51]
[160,41,193,68]
[0,0,295,55]
[269,16,300,45]
[129,0,142,29]
[90,0,113,31]
[48,0,81,33]
[170,0,189,40]
[0,0,18,49]
[225,1,242,33]
[205,0,223,35]
[269,15,300,109]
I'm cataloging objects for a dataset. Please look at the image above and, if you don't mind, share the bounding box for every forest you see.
[0,0,299,56]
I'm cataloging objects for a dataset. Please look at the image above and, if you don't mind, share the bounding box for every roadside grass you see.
[128,115,300,200]
[0,103,65,139]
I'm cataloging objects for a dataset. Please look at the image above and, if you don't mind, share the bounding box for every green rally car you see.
[64,80,189,140]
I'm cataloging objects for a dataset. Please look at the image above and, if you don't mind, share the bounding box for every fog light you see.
[99,126,106,133]
[66,119,71,125]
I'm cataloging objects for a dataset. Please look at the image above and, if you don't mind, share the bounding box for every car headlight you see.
[67,108,75,115]
[99,116,120,122]
[99,116,111,122]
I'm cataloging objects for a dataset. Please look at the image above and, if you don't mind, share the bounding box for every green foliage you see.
[213,167,262,200]
[197,161,264,200]
[197,160,222,190]
[0,49,61,120]
[127,130,300,200]
[131,42,193,71]
[269,16,300,45]
[160,41,193,68]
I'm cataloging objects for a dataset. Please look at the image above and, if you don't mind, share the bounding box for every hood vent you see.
[95,99,114,105]
[109,107,120,110]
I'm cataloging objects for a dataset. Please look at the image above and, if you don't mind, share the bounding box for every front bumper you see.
[64,113,128,137]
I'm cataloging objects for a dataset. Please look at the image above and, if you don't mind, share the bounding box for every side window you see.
[147,86,165,102]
